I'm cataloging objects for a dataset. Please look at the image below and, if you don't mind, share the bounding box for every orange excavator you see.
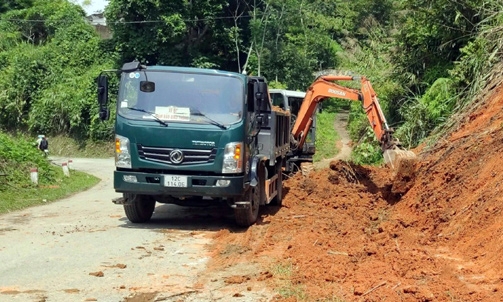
[290,75,417,187]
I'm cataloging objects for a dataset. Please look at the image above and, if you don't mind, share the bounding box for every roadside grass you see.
[271,261,346,301]
[0,165,100,214]
[271,262,307,300]
[0,132,103,214]
[47,135,114,158]
[313,110,341,162]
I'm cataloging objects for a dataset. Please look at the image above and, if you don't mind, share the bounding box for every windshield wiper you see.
[126,107,168,127]
[190,108,228,130]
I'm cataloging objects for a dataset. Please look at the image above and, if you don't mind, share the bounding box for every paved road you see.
[0,158,272,302]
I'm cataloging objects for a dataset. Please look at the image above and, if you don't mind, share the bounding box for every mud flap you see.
[250,155,267,187]
[264,173,278,204]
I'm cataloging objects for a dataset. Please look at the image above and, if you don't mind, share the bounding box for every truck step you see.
[232,201,251,209]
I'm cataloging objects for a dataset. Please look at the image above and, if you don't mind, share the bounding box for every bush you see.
[0,131,55,187]
[351,141,383,165]
[0,0,116,140]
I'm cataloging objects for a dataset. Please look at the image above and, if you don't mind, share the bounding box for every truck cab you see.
[97,61,289,226]
[269,89,318,172]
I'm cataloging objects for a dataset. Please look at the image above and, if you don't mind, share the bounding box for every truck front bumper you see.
[114,170,246,197]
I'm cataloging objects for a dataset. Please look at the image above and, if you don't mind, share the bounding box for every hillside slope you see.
[207,73,503,301]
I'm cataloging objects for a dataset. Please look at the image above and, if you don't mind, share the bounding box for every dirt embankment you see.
[208,77,503,301]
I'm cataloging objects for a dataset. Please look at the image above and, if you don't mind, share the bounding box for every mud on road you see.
[0,158,275,302]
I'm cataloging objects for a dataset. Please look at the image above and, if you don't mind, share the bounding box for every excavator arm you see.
[291,75,416,171]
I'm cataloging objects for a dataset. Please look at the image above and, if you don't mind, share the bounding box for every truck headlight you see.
[222,142,243,174]
[115,134,132,168]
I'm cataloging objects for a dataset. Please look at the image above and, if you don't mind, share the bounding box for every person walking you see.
[38,135,49,157]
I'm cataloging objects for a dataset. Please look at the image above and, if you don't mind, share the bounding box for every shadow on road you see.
[116,203,283,232]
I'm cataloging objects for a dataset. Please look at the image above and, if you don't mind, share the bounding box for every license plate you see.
[163,175,188,187]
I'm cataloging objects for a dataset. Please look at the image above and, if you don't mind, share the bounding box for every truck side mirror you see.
[97,74,110,121]
[97,74,109,106]
[254,82,268,112]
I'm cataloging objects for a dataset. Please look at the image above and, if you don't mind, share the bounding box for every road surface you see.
[0,158,273,302]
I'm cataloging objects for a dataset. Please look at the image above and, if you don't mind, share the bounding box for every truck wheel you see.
[123,194,156,223]
[271,160,283,206]
[235,182,261,227]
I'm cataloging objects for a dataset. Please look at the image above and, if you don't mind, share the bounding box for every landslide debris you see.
[208,74,503,301]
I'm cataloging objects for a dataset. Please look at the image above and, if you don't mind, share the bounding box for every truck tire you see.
[123,194,156,223]
[271,160,283,206]
[235,182,261,227]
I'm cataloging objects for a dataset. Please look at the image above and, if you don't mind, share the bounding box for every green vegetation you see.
[314,110,341,162]
[0,0,116,141]
[47,135,114,158]
[313,98,355,162]
[0,132,55,186]
[1,0,500,219]
[271,262,307,300]
[0,169,99,214]
[2,0,502,167]
[271,261,346,301]
[0,132,100,213]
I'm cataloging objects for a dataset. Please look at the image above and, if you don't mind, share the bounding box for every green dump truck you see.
[97,61,290,226]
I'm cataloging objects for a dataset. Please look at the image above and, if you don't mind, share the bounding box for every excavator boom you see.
[291,75,417,190]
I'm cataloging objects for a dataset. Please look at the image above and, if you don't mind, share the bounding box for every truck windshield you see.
[117,71,244,126]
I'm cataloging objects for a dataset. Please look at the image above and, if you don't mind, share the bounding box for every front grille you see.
[137,144,217,165]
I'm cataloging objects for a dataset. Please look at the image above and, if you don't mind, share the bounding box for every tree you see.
[244,0,344,90]
[0,0,33,14]
[106,0,237,69]
[393,0,483,90]
[0,0,115,139]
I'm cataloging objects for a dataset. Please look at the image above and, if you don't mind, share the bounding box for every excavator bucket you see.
[383,149,418,195]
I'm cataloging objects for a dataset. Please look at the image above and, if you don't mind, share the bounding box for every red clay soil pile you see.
[209,76,503,301]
